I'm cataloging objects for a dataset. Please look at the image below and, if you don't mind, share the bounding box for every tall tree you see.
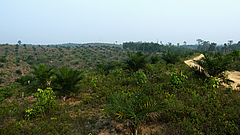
[196,39,203,45]
[183,41,187,46]
[228,40,233,53]
[202,41,210,51]
[18,40,22,45]
[208,42,217,52]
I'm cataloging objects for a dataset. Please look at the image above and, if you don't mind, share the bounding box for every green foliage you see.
[170,70,188,88]
[0,119,73,134]
[0,55,7,63]
[204,76,220,89]
[162,51,181,64]
[0,84,20,101]
[15,75,35,86]
[163,87,240,134]
[123,41,196,54]
[230,49,240,61]
[71,61,79,65]
[0,71,7,76]
[124,51,149,72]
[0,44,239,134]
[104,91,166,135]
[52,67,84,96]
[15,75,38,95]
[25,88,57,120]
[31,64,54,89]
[196,53,233,78]
[96,60,118,75]
[15,69,22,75]
[132,70,148,86]
[90,75,99,92]
[149,55,160,64]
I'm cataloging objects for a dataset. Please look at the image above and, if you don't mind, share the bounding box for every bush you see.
[0,72,7,76]
[71,61,79,65]
[132,70,148,87]
[170,70,188,89]
[0,78,3,84]
[0,84,20,101]
[15,75,38,95]
[25,88,57,120]
[15,70,22,75]
[149,55,160,64]
[0,55,7,63]
[96,60,119,75]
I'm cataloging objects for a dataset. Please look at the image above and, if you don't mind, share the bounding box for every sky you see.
[0,0,240,45]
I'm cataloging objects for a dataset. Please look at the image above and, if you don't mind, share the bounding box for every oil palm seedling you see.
[196,53,233,78]
[52,67,84,97]
[162,51,180,65]
[124,51,149,72]
[31,64,54,89]
[104,91,166,135]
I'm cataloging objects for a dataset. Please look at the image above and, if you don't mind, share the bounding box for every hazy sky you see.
[1,0,240,45]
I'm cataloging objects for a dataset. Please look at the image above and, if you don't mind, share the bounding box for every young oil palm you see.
[52,67,84,97]
[196,53,233,78]
[31,64,54,89]
[162,51,180,64]
[124,51,149,72]
[104,92,166,135]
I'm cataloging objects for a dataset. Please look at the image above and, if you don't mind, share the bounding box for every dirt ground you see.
[184,54,240,90]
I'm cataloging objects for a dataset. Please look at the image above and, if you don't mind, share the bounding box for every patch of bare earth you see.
[184,54,240,90]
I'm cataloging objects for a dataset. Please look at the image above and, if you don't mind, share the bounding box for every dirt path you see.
[184,54,205,69]
[184,54,240,90]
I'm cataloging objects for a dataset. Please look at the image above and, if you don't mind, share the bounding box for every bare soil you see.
[184,54,240,90]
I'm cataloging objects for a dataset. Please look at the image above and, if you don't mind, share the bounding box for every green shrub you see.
[0,84,20,101]
[132,70,147,87]
[149,55,160,64]
[0,55,7,63]
[15,69,22,75]
[0,72,7,76]
[25,88,57,120]
[96,60,118,75]
[170,70,188,89]
[71,61,79,65]
[0,78,3,84]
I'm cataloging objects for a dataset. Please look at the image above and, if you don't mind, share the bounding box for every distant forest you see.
[123,40,240,54]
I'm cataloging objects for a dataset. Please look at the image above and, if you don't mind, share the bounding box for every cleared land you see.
[184,54,240,90]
